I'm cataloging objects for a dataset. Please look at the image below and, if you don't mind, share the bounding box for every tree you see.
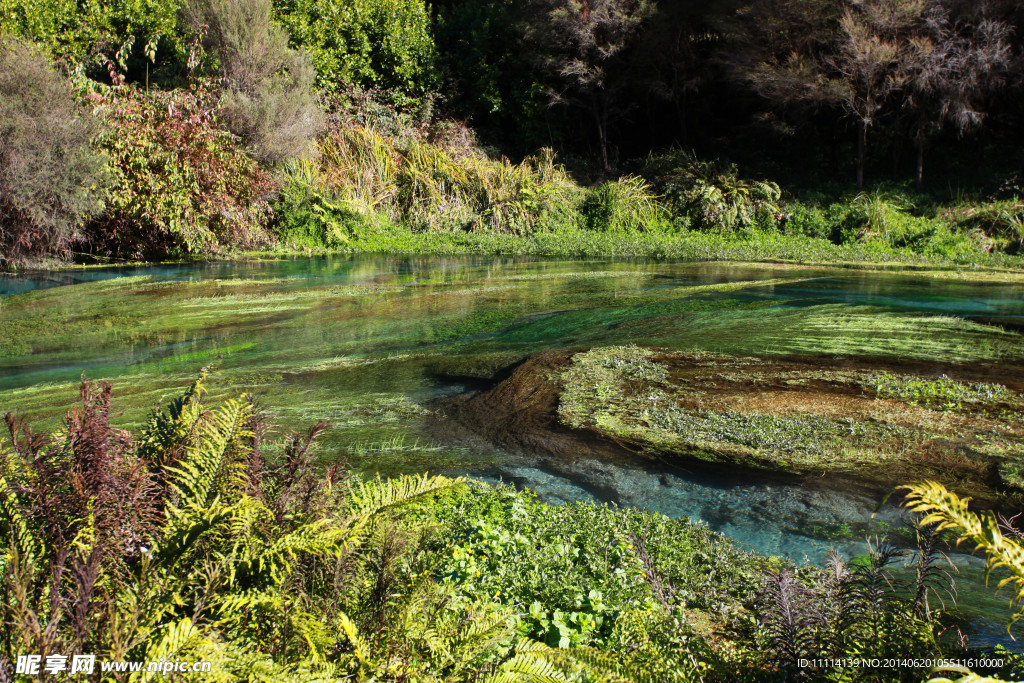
[434,0,555,149]
[725,0,930,190]
[525,0,656,170]
[901,4,1011,189]
[272,0,439,107]
[827,1,926,190]
[0,36,109,267]
[187,0,324,164]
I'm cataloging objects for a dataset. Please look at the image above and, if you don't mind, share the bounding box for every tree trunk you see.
[856,120,867,190]
[594,96,610,171]
[830,131,839,176]
[915,138,925,192]
[677,92,688,148]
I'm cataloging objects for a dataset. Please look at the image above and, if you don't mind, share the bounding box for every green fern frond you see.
[136,372,208,468]
[165,399,252,511]
[129,618,210,683]
[230,517,348,587]
[347,473,463,519]
[902,481,1024,626]
[336,611,371,668]
[0,476,41,561]
[155,503,236,568]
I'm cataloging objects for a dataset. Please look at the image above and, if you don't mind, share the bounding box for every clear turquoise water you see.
[3,255,1023,645]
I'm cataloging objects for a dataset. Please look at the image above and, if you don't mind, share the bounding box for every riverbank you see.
[259,226,1024,266]
[25,226,1020,279]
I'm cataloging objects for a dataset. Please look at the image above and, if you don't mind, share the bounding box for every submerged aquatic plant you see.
[873,371,1013,411]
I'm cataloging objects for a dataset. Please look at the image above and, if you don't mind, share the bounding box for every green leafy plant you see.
[642,148,782,233]
[186,0,324,164]
[581,176,668,233]
[901,481,1024,683]
[90,85,276,258]
[873,372,1013,411]
[273,0,439,107]
[276,159,362,248]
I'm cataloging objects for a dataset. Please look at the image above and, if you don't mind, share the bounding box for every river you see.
[3,255,1023,645]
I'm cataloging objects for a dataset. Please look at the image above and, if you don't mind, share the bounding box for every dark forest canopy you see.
[3,0,1020,186]
[435,0,1023,188]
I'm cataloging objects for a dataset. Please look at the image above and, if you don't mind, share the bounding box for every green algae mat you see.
[2,257,1023,477]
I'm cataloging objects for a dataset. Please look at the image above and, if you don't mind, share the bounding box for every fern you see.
[346,473,463,518]
[136,371,208,470]
[165,399,252,512]
[901,481,1024,627]
[0,475,41,563]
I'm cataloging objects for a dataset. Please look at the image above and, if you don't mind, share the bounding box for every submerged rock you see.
[438,345,1024,508]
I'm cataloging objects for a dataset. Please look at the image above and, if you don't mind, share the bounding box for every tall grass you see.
[274,129,1023,263]
[278,126,665,243]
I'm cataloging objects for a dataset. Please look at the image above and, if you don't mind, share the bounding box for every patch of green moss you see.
[556,345,1024,501]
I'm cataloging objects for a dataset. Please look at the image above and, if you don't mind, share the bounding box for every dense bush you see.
[187,0,323,164]
[89,86,276,258]
[275,159,367,248]
[580,175,668,233]
[281,127,584,239]
[642,149,782,233]
[0,37,109,267]
[2,378,1018,680]
[0,376,530,680]
[0,0,187,76]
[434,0,554,149]
[273,0,438,106]
[948,199,1024,254]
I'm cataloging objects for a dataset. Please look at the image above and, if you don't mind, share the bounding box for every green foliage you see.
[0,0,186,69]
[902,481,1024,628]
[276,160,364,248]
[91,86,276,258]
[278,128,585,238]
[873,372,1013,411]
[950,200,1024,254]
[581,176,669,233]
[0,36,110,267]
[1,377,525,680]
[415,482,762,652]
[642,148,782,233]
[434,0,554,149]
[273,0,438,106]
[1,377,1018,680]
[900,481,1024,683]
[756,544,940,680]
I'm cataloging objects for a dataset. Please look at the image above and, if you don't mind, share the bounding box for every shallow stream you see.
[3,256,1024,645]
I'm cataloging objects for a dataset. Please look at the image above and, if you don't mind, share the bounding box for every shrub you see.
[287,127,584,237]
[273,0,439,107]
[950,199,1024,254]
[276,159,365,248]
[186,0,323,164]
[90,86,275,258]
[0,0,186,70]
[580,176,667,233]
[0,37,109,267]
[0,376,510,679]
[780,203,846,241]
[642,148,782,233]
